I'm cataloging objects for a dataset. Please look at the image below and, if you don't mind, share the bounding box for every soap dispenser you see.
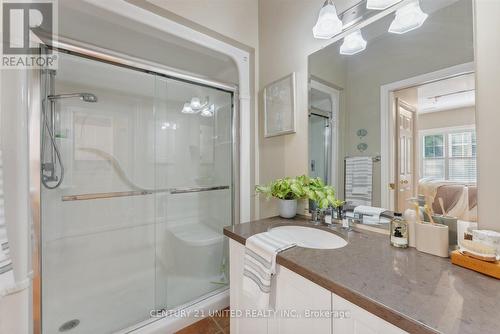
[390,213,409,248]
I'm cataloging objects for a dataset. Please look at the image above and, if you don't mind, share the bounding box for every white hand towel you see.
[352,186,370,195]
[345,157,373,205]
[242,232,295,309]
[354,206,387,225]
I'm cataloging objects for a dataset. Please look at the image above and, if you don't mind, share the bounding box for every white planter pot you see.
[279,199,297,218]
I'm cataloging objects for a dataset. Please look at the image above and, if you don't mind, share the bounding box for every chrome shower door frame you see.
[30,41,240,334]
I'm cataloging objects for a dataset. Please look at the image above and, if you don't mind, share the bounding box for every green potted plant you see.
[256,176,307,218]
[303,177,341,222]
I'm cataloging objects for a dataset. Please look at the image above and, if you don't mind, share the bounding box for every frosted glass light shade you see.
[388,1,428,34]
[366,0,401,10]
[200,104,215,117]
[340,30,367,55]
[190,97,202,110]
[182,102,197,114]
[312,1,343,39]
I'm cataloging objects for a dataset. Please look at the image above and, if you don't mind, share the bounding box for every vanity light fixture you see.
[161,122,177,130]
[181,102,197,114]
[190,97,202,110]
[340,30,367,55]
[312,0,343,39]
[183,96,212,114]
[388,0,428,34]
[200,104,215,117]
[366,0,401,10]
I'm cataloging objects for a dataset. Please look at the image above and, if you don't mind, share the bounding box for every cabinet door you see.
[270,266,332,334]
[229,239,268,334]
[332,294,407,334]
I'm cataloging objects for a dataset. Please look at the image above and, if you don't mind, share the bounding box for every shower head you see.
[48,93,98,103]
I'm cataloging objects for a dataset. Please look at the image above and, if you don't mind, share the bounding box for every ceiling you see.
[57,0,238,85]
[417,73,475,113]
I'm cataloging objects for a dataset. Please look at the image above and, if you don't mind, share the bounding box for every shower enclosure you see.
[37,46,237,333]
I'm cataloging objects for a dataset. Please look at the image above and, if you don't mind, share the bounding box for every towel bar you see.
[344,155,381,162]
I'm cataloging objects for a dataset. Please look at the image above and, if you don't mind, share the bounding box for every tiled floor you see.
[174,308,230,334]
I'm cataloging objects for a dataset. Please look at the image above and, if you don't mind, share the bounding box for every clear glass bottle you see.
[390,212,409,248]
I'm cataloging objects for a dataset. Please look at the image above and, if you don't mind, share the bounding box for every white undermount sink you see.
[268,225,348,250]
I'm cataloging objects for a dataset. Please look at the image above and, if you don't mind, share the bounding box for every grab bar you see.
[170,185,229,194]
[61,185,230,201]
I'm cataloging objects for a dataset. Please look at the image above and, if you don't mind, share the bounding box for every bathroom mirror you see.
[308,0,477,228]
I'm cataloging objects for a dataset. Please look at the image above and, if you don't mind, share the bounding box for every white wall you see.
[142,0,261,219]
[0,69,31,334]
[475,0,500,231]
[258,0,357,218]
[418,107,475,130]
[146,0,259,50]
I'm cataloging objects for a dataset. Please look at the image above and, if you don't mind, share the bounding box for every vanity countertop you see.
[223,216,500,334]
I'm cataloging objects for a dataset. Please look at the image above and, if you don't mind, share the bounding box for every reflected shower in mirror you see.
[308,0,476,229]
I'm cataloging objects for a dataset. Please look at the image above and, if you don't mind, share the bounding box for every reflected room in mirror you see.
[308,0,476,231]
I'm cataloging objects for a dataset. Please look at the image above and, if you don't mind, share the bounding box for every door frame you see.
[30,41,241,334]
[380,62,474,210]
[309,77,341,188]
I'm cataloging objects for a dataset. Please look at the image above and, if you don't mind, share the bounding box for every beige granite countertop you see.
[223,216,500,334]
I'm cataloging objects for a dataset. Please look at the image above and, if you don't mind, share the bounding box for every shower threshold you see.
[116,286,229,334]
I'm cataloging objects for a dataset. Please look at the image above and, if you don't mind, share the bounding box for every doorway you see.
[308,78,340,188]
[387,69,477,216]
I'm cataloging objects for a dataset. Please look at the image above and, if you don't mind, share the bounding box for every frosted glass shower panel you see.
[41,52,157,334]
[41,50,235,334]
[155,78,233,309]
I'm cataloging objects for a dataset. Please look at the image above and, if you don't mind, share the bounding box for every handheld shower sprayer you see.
[41,73,99,189]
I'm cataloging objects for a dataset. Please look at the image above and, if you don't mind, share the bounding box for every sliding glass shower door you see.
[40,50,233,334]
[154,78,233,310]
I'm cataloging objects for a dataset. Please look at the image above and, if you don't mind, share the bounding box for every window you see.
[421,128,476,183]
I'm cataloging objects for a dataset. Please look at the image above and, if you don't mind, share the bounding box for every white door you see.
[395,99,417,212]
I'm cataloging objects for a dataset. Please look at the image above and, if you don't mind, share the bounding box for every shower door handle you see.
[169,185,230,194]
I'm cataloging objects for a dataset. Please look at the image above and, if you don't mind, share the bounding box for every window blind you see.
[421,128,476,183]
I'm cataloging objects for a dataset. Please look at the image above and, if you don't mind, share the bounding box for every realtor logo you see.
[1,0,58,69]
